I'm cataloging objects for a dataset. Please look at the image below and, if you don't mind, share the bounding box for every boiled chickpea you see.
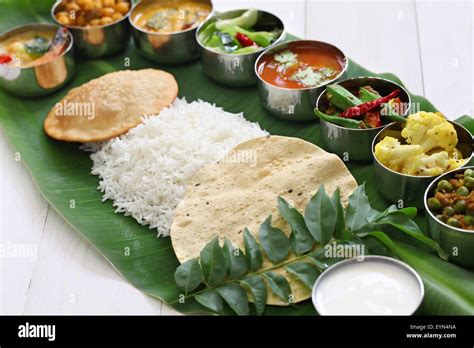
[57,14,71,25]
[100,16,114,25]
[112,12,123,21]
[56,11,69,18]
[103,0,115,7]
[66,2,81,12]
[56,0,129,27]
[89,18,101,26]
[102,7,115,17]
[115,1,130,15]
[83,1,95,11]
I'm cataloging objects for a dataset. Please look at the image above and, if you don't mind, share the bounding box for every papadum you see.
[170,135,358,305]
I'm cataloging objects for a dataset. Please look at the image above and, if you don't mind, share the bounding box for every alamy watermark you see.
[54,100,96,120]
[218,149,258,168]
[0,241,38,262]
[324,241,366,261]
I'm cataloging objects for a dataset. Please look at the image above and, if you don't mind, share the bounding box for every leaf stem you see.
[168,251,322,305]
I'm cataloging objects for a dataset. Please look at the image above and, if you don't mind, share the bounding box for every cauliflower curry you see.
[374,111,466,176]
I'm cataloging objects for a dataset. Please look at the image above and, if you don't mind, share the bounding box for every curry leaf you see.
[222,238,248,279]
[307,256,329,271]
[278,197,313,255]
[307,248,344,270]
[195,289,224,314]
[285,262,320,289]
[330,188,346,240]
[368,205,417,223]
[367,204,398,222]
[263,271,292,303]
[174,258,204,294]
[240,275,267,316]
[216,283,249,316]
[200,237,226,287]
[304,185,336,244]
[258,215,290,264]
[346,183,377,231]
[243,228,263,271]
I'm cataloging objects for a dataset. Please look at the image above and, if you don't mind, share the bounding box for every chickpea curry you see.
[427,168,474,230]
[54,0,131,27]
[132,1,211,34]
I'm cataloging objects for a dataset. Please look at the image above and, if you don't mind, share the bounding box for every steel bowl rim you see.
[316,76,411,132]
[129,0,214,36]
[51,0,132,30]
[254,39,348,92]
[320,115,394,133]
[0,22,74,71]
[196,8,286,58]
[371,120,474,179]
[424,165,474,234]
[311,255,425,316]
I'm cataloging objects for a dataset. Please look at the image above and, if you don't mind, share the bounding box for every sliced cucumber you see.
[215,9,259,30]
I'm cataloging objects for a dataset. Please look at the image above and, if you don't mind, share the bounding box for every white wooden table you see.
[1,0,472,314]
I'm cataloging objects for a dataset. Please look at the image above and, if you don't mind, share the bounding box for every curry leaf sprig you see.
[172,183,447,315]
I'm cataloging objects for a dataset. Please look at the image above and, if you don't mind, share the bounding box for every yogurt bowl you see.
[312,256,424,316]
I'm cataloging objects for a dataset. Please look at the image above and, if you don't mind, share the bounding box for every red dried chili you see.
[235,32,255,47]
[0,54,12,64]
[364,111,382,128]
[340,89,400,118]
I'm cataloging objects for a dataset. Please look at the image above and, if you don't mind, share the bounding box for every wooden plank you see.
[306,0,425,95]
[23,209,162,314]
[0,128,49,314]
[161,304,182,315]
[416,0,473,119]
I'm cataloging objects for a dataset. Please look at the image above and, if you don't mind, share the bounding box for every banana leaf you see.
[1,0,473,315]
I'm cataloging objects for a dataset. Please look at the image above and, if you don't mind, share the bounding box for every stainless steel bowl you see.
[51,0,131,58]
[311,256,424,316]
[372,121,473,209]
[424,166,474,268]
[255,40,348,121]
[197,9,285,86]
[0,23,75,97]
[317,77,411,161]
[130,0,213,64]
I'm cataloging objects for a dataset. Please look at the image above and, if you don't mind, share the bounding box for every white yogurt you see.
[312,256,423,315]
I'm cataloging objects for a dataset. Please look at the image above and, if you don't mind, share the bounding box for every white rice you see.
[88,99,268,237]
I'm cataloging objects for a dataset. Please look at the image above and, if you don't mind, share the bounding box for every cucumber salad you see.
[198,9,283,55]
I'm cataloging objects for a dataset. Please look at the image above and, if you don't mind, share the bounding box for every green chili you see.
[314,109,361,129]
